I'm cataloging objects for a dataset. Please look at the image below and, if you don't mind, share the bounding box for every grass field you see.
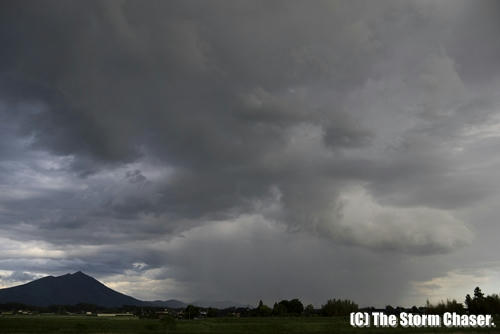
[1,315,500,334]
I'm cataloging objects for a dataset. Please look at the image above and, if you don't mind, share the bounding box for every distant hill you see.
[192,300,251,309]
[0,271,144,307]
[147,299,248,309]
[144,299,187,308]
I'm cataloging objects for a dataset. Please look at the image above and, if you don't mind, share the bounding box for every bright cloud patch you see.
[334,186,473,253]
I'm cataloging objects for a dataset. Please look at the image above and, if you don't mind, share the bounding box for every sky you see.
[1,0,500,308]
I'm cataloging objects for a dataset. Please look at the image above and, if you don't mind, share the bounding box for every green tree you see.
[465,287,490,314]
[321,299,358,316]
[207,307,218,318]
[474,287,484,300]
[272,302,287,316]
[288,299,304,315]
[304,304,315,316]
[255,300,272,317]
[465,294,472,311]
[184,305,200,319]
[426,299,465,315]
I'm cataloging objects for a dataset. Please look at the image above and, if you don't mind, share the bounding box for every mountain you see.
[0,271,144,307]
[144,299,246,309]
[0,272,249,309]
[192,300,251,309]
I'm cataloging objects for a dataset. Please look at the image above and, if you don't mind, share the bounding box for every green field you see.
[1,316,500,334]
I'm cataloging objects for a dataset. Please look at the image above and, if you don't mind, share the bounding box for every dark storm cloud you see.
[1,0,500,306]
[0,271,39,283]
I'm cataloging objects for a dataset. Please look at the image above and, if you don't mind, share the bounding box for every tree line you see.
[223,298,358,318]
[3,286,499,318]
[424,287,500,315]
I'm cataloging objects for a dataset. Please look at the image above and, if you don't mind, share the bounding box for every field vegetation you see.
[0,315,499,334]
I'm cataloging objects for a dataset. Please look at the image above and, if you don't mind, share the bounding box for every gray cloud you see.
[1,0,500,306]
[0,271,39,283]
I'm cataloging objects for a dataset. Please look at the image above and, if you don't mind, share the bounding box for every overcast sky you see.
[1,0,500,308]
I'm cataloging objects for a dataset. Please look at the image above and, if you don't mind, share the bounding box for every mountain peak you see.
[0,272,144,307]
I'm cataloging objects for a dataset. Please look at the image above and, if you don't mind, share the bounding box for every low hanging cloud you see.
[333,186,473,254]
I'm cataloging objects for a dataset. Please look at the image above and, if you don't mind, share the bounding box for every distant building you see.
[96,313,134,317]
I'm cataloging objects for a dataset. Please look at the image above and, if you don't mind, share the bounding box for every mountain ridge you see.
[0,271,143,307]
[0,272,246,308]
